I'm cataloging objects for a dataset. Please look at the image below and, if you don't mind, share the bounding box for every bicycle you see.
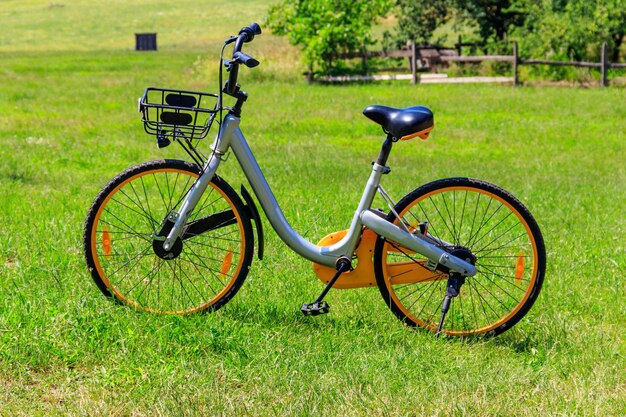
[83,23,546,337]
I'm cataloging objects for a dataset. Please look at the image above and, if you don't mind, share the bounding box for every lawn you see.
[0,1,624,416]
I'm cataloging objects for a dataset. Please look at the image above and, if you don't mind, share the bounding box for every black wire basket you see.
[139,88,219,141]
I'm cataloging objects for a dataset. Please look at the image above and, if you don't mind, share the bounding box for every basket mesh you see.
[139,88,219,141]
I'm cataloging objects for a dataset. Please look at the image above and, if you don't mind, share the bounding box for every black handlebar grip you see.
[249,22,262,36]
[233,51,260,68]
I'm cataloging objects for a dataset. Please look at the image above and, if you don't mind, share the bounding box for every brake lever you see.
[224,35,237,45]
[223,59,234,71]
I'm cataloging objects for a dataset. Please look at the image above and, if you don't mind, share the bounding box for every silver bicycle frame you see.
[163,114,476,276]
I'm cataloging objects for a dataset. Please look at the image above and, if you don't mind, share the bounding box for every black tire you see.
[374,177,545,337]
[83,159,254,314]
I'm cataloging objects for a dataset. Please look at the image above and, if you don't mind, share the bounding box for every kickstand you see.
[301,256,351,316]
[435,296,452,337]
[435,273,465,338]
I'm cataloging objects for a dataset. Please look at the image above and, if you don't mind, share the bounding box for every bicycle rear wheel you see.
[374,178,545,337]
[83,159,254,314]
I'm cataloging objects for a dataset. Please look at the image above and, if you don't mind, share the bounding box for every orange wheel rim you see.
[90,168,246,314]
[382,185,540,336]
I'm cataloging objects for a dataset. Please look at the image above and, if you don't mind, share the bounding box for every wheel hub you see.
[449,246,476,266]
[435,246,476,275]
[152,218,183,260]
[153,237,182,260]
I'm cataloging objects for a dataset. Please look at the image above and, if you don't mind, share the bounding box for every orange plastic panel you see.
[312,229,378,289]
[386,260,446,284]
[400,125,434,141]
[312,228,444,289]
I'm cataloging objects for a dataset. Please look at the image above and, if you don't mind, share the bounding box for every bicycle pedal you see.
[301,301,330,316]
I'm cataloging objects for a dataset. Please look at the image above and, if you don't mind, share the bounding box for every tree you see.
[266,0,391,75]
[594,0,626,62]
[515,0,626,63]
[385,0,449,47]
[454,0,529,48]
[516,0,594,61]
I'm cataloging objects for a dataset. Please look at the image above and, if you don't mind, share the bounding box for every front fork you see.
[162,150,223,251]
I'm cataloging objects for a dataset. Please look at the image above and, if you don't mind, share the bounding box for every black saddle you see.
[363,105,434,140]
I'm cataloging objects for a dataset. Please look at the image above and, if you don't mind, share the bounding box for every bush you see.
[266,0,391,76]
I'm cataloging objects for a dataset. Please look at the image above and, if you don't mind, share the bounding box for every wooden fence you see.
[318,41,626,86]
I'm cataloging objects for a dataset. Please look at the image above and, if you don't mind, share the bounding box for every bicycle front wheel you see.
[374,178,545,337]
[83,159,254,314]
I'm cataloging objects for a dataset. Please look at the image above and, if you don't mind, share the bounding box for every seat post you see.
[376,134,395,167]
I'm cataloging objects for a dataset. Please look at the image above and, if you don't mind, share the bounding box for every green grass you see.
[0,0,272,51]
[1,1,625,415]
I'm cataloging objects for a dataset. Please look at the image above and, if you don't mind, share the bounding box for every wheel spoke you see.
[86,162,251,315]
[376,180,544,337]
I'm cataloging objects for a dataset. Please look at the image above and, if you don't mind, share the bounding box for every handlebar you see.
[224,23,262,95]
